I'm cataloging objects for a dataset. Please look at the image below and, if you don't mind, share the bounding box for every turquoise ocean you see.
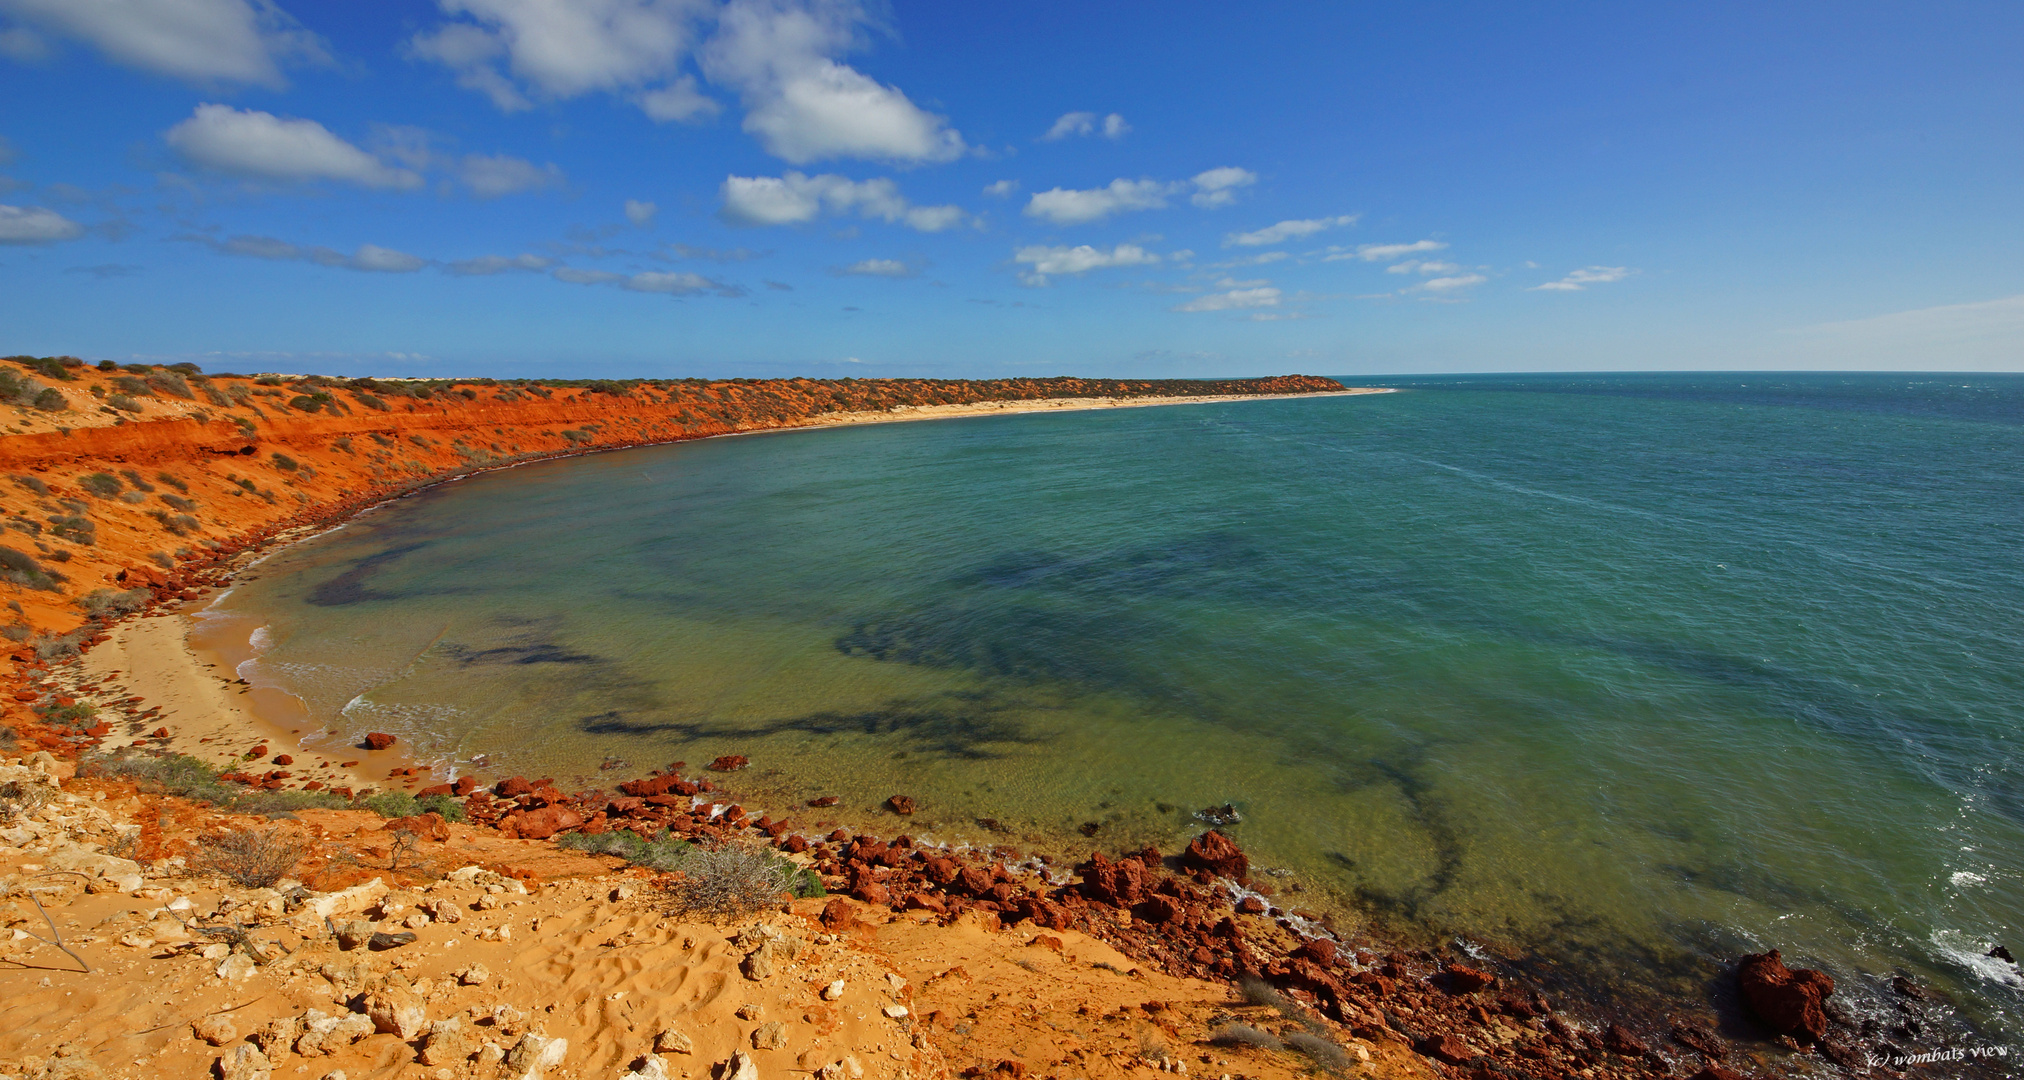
[205,373,2024,1037]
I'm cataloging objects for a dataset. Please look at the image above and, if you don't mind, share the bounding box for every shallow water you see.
[212,373,2024,1036]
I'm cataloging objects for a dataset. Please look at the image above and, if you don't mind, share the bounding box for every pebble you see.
[822,979,846,1000]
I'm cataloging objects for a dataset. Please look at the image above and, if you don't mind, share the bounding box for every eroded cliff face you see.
[0,366,1344,644]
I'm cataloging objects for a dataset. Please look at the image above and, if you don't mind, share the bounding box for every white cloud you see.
[1011,242,1157,285]
[1530,265,1633,291]
[460,152,563,197]
[835,257,910,277]
[1226,214,1355,247]
[165,104,423,189]
[1024,178,1173,225]
[447,252,553,275]
[701,0,964,164]
[410,0,716,120]
[1786,293,2024,368]
[981,179,1018,198]
[1214,276,1270,289]
[0,26,45,61]
[1387,259,1460,275]
[552,264,740,296]
[1174,286,1281,313]
[345,243,428,273]
[0,0,324,87]
[181,231,430,272]
[1210,251,1288,269]
[1324,239,1447,263]
[1041,111,1128,141]
[636,74,720,121]
[1419,273,1486,292]
[624,198,658,226]
[1189,166,1256,208]
[719,171,964,231]
[0,204,82,244]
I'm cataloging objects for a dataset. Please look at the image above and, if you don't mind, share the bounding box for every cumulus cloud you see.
[833,257,910,277]
[1011,242,1156,286]
[1189,166,1256,208]
[625,198,658,226]
[551,264,742,296]
[719,171,964,231]
[1023,178,1173,225]
[0,0,325,87]
[0,204,82,243]
[1041,111,1128,140]
[1325,239,1446,263]
[409,0,718,119]
[981,179,1018,198]
[1023,167,1253,224]
[181,232,431,272]
[447,252,553,275]
[1173,286,1281,313]
[1531,265,1633,291]
[1225,214,1355,247]
[459,152,564,197]
[165,104,423,189]
[702,0,964,164]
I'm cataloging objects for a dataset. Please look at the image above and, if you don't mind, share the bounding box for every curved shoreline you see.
[4,376,1981,1080]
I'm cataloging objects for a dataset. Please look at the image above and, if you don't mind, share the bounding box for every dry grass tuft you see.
[191,827,306,888]
[664,842,794,921]
[1208,1020,1284,1050]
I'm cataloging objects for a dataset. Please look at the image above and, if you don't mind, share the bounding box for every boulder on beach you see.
[1737,949,1834,1042]
[363,732,396,750]
[1181,829,1249,881]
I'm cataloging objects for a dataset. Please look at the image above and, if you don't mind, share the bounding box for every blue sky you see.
[1,1,2019,379]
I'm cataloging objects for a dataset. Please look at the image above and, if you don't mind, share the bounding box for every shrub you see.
[38,700,96,731]
[560,832,819,916]
[31,628,87,660]
[168,362,202,375]
[0,775,52,818]
[149,511,200,536]
[1284,1031,1351,1071]
[192,827,306,888]
[32,388,67,410]
[287,391,332,413]
[150,551,173,568]
[79,749,240,804]
[47,515,94,545]
[106,394,143,412]
[352,790,467,822]
[78,587,150,617]
[119,491,147,504]
[145,372,193,399]
[11,356,75,381]
[0,546,63,591]
[271,452,298,471]
[121,363,153,374]
[1209,1022,1283,1050]
[203,386,232,407]
[155,472,188,492]
[111,375,150,396]
[0,724,15,752]
[118,469,156,492]
[10,474,48,496]
[161,493,199,512]
[95,360,116,371]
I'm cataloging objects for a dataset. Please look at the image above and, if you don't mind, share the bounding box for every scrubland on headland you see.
[0,356,1936,1080]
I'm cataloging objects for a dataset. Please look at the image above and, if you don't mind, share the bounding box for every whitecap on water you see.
[1931,929,2024,988]
[1952,870,1989,887]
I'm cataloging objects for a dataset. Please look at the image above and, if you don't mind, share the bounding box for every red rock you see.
[1737,950,1834,1042]
[495,776,534,798]
[151,727,169,738]
[1604,1024,1649,1056]
[707,755,748,771]
[1137,895,1185,924]
[1236,895,1267,915]
[1294,938,1338,965]
[272,754,294,766]
[1443,962,1497,994]
[451,776,480,796]
[781,835,809,854]
[904,891,948,914]
[363,732,396,750]
[808,795,841,807]
[416,783,454,797]
[606,796,645,814]
[1080,852,1151,907]
[923,856,962,886]
[956,866,994,896]
[820,898,857,931]
[1417,1035,1479,1066]
[1671,1022,1726,1059]
[302,781,324,791]
[498,806,582,840]
[886,794,916,815]
[249,744,268,756]
[1181,830,1248,881]
[851,879,892,906]
[384,812,451,842]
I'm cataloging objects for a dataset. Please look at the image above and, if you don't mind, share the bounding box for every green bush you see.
[352,790,467,822]
[155,472,188,492]
[79,472,120,497]
[145,372,193,399]
[106,394,143,412]
[11,474,48,495]
[160,493,198,512]
[10,356,75,381]
[271,452,298,471]
[79,749,241,804]
[111,375,150,396]
[32,388,66,410]
[47,515,94,545]
[557,831,823,904]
